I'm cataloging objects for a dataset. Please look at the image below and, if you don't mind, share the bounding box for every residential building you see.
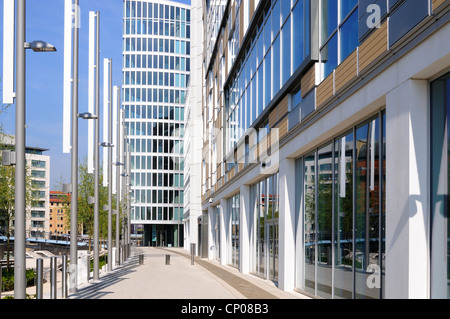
[122,0,191,247]
[49,191,70,239]
[0,134,50,239]
[188,0,450,299]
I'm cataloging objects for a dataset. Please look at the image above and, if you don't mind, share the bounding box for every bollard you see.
[62,255,68,299]
[87,254,90,282]
[0,264,2,299]
[50,256,57,299]
[165,254,170,265]
[139,254,144,265]
[190,243,196,266]
[36,258,43,299]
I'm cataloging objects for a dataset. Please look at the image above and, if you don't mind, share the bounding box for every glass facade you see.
[123,0,190,240]
[225,0,311,156]
[229,193,240,268]
[320,0,358,79]
[298,112,386,299]
[251,173,280,281]
[430,72,450,299]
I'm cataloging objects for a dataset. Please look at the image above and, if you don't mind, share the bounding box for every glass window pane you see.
[355,118,381,299]
[340,0,357,20]
[282,16,291,86]
[321,0,338,46]
[340,9,359,63]
[321,33,337,79]
[304,153,316,295]
[334,131,354,299]
[272,35,280,95]
[317,143,333,299]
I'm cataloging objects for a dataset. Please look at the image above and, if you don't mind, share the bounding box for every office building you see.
[0,134,51,239]
[122,0,191,247]
[190,0,450,299]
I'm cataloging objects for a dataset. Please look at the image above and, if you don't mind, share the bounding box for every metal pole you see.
[93,10,100,282]
[50,256,57,299]
[36,259,43,299]
[69,0,80,294]
[87,254,90,282]
[62,255,67,298]
[108,59,113,272]
[14,0,26,300]
[1,264,2,299]
[116,88,121,266]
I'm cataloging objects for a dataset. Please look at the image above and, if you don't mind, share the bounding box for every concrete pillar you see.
[278,158,297,291]
[385,79,429,299]
[240,185,251,274]
[208,206,214,260]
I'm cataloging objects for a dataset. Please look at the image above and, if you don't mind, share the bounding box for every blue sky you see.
[0,0,190,189]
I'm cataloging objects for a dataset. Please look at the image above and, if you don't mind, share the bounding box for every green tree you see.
[62,158,125,252]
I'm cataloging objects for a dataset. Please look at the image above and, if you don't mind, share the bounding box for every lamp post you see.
[13,0,56,299]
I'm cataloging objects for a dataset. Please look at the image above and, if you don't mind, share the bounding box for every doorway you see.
[266,221,279,282]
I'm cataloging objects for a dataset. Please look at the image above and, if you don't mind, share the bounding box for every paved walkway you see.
[69,246,309,300]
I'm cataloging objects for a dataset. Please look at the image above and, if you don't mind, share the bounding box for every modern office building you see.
[0,134,51,239]
[122,0,191,247]
[190,0,450,299]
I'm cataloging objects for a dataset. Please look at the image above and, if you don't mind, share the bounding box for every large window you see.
[230,193,240,269]
[320,0,358,79]
[298,112,386,299]
[431,72,450,299]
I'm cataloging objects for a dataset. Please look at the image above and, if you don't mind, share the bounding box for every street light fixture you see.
[7,0,57,299]
[24,40,57,52]
[77,112,98,120]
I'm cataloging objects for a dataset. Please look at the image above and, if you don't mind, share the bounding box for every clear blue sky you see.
[0,0,190,189]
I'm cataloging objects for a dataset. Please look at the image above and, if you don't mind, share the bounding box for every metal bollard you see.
[139,254,144,265]
[165,254,170,265]
[87,254,90,282]
[0,264,2,299]
[62,255,68,299]
[36,258,44,299]
[50,256,57,299]
[190,243,196,266]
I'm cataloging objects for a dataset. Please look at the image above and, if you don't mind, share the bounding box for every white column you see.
[240,185,251,274]
[220,198,229,265]
[385,79,429,299]
[278,158,297,291]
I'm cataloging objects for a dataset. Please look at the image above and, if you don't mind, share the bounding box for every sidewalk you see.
[69,246,310,300]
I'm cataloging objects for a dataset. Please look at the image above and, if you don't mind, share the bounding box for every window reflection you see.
[431,72,450,299]
[301,113,385,299]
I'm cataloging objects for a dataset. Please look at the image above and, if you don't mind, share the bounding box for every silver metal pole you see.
[93,11,100,282]
[62,255,67,298]
[36,258,43,299]
[50,256,57,299]
[69,0,80,294]
[116,88,121,266]
[14,0,26,300]
[108,59,113,272]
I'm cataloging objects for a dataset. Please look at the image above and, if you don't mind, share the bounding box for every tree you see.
[62,158,124,252]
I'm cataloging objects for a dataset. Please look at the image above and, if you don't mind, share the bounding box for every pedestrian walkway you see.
[69,246,309,300]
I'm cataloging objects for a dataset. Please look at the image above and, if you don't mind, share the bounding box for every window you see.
[299,112,386,299]
[430,72,450,299]
[320,0,358,79]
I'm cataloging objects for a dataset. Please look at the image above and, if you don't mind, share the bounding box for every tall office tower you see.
[194,0,450,300]
[122,0,191,247]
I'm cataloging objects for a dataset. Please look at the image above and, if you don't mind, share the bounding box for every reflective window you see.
[300,112,386,299]
[431,72,450,299]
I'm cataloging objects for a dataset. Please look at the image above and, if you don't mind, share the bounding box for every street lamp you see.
[9,0,57,299]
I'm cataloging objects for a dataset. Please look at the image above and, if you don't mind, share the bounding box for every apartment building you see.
[49,191,70,239]
[190,0,450,299]
[0,134,51,239]
[122,0,191,247]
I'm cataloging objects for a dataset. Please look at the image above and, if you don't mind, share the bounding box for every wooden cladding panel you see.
[278,117,288,139]
[316,73,334,108]
[269,107,278,128]
[433,0,447,10]
[277,95,289,119]
[335,50,357,93]
[359,21,388,72]
[301,65,316,98]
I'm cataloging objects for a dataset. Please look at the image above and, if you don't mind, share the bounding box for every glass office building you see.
[190,0,450,299]
[122,0,190,247]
